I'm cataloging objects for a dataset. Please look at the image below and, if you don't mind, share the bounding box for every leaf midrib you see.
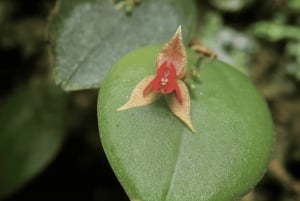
[58,0,122,89]
[163,132,185,201]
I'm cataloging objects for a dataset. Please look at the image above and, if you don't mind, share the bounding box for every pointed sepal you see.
[165,80,195,133]
[156,25,187,78]
[117,75,160,111]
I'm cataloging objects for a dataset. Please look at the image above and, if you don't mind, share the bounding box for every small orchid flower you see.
[117,26,195,132]
[143,61,182,103]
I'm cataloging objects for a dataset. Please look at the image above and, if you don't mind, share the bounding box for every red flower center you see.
[143,61,182,103]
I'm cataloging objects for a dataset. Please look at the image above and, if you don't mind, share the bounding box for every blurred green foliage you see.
[201,0,300,81]
[0,0,67,199]
[210,0,255,12]
[0,78,67,199]
[199,11,258,74]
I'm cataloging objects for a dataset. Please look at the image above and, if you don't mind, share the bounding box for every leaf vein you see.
[164,134,184,201]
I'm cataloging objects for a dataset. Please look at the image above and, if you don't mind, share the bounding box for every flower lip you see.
[143,61,182,103]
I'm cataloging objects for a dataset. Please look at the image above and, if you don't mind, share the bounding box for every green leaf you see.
[0,81,67,199]
[288,0,300,11]
[50,0,196,91]
[97,46,274,201]
[286,41,300,81]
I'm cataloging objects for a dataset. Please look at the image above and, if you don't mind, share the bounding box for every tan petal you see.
[117,75,160,111]
[165,80,195,133]
[156,25,187,78]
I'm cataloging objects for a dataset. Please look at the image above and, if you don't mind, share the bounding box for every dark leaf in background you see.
[0,80,67,199]
[50,0,196,91]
